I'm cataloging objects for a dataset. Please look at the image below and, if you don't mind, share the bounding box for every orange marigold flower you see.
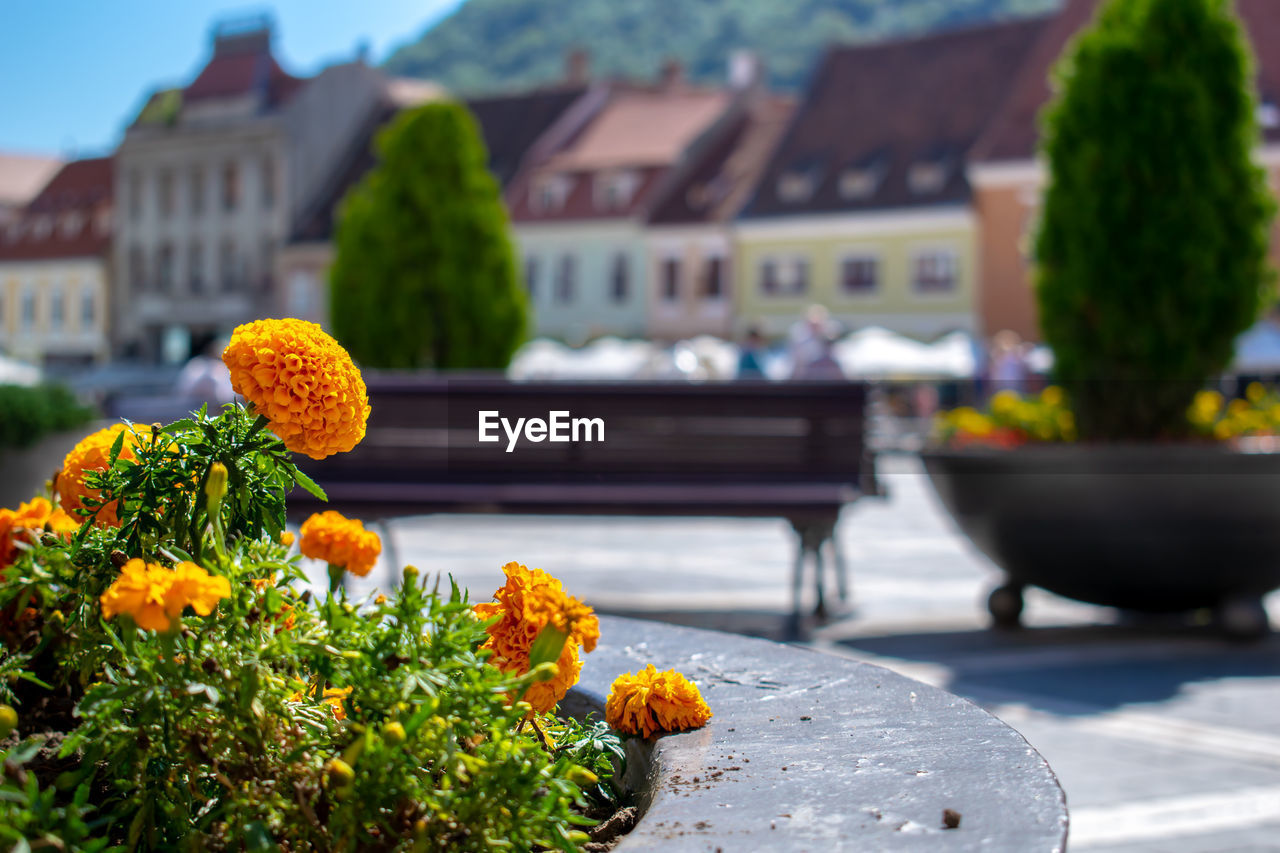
[57,425,142,527]
[280,531,295,547]
[222,318,370,460]
[299,511,380,577]
[0,497,77,567]
[100,559,230,632]
[323,686,353,721]
[473,562,599,713]
[606,665,712,739]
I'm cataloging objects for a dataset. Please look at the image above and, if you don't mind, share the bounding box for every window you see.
[913,250,958,294]
[759,257,808,296]
[32,217,52,240]
[594,171,638,211]
[158,169,175,217]
[190,166,205,216]
[840,256,879,295]
[220,239,237,291]
[222,162,240,212]
[21,286,36,331]
[260,237,275,291]
[129,170,142,221]
[702,256,725,300]
[157,243,174,293]
[261,155,276,210]
[524,256,539,298]
[189,242,204,294]
[661,258,681,302]
[49,284,65,331]
[60,211,84,238]
[610,253,629,303]
[908,162,948,195]
[94,208,112,236]
[81,287,95,328]
[838,167,882,200]
[555,254,576,303]
[777,172,815,203]
[128,245,146,292]
[531,175,571,213]
[287,270,316,316]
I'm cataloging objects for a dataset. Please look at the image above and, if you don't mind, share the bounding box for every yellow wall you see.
[733,210,978,339]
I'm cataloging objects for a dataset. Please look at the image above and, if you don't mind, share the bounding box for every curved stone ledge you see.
[571,616,1067,852]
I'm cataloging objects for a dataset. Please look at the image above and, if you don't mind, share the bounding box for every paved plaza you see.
[321,454,1280,851]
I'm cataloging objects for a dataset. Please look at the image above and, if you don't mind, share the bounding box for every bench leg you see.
[789,534,807,638]
[375,519,399,588]
[830,536,850,603]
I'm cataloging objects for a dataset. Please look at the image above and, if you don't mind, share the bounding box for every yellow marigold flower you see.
[222,318,370,460]
[299,510,381,577]
[57,424,142,527]
[1247,382,1267,404]
[100,559,173,631]
[280,531,295,547]
[165,562,232,618]
[1228,398,1250,417]
[100,559,230,632]
[1039,386,1065,408]
[605,664,712,739]
[990,390,1021,417]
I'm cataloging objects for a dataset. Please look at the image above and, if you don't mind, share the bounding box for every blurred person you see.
[789,304,834,371]
[736,326,767,379]
[791,331,846,380]
[175,339,234,410]
[988,329,1029,394]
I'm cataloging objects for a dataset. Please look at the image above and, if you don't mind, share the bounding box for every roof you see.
[184,51,304,106]
[290,107,395,243]
[971,0,1280,163]
[649,95,796,225]
[0,157,113,262]
[466,86,588,188]
[545,88,733,171]
[0,153,63,207]
[741,16,1050,218]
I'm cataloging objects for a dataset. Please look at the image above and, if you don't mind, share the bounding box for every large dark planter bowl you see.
[921,444,1280,633]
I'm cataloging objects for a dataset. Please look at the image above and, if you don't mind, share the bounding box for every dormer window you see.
[1259,102,1280,130]
[838,167,882,200]
[594,170,638,211]
[777,172,815,203]
[908,161,948,195]
[31,216,53,240]
[60,211,85,238]
[531,174,573,213]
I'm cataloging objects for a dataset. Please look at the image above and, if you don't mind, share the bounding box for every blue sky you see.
[1,0,465,156]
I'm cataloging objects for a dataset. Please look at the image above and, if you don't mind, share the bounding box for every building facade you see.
[112,17,405,361]
[0,158,113,366]
[735,18,1049,342]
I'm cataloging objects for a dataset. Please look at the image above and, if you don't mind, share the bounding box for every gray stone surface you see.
[574,616,1067,852]
[307,453,1280,851]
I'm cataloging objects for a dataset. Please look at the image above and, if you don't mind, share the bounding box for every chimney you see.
[565,49,590,86]
[729,50,763,91]
[660,58,685,89]
[354,38,371,65]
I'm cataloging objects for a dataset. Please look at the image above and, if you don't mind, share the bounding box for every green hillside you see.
[385,0,1063,94]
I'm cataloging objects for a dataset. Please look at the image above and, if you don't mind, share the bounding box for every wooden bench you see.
[289,377,879,630]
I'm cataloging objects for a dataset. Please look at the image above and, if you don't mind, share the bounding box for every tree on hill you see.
[1035,0,1275,440]
[329,101,528,369]
[384,0,1060,95]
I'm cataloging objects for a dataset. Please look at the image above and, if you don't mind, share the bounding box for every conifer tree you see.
[330,101,528,369]
[1035,0,1274,440]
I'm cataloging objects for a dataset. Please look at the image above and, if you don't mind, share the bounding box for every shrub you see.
[1035,0,1275,440]
[329,101,529,370]
[0,384,95,451]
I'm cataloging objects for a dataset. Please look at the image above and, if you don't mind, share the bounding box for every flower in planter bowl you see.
[606,665,713,739]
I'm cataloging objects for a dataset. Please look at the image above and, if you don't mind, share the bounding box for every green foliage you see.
[0,404,618,850]
[1035,0,1276,440]
[329,101,528,369]
[0,384,95,451]
[384,0,1059,95]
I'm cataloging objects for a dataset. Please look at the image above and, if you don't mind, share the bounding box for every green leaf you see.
[528,625,569,671]
[292,467,327,501]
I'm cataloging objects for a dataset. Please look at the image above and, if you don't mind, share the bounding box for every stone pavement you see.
[318,454,1280,852]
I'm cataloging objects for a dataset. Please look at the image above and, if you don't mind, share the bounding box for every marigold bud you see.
[0,705,17,739]
[403,564,420,584]
[206,463,229,502]
[324,757,355,787]
[383,721,406,745]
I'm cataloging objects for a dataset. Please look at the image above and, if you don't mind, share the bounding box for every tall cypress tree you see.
[1035,0,1274,440]
[330,101,528,369]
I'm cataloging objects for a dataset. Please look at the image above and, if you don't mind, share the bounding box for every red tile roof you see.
[972,0,1280,163]
[0,157,113,261]
[742,16,1050,218]
[184,52,304,106]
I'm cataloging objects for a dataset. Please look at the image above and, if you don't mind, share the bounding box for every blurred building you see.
[0,153,64,229]
[969,0,1280,342]
[277,79,576,329]
[735,20,1046,341]
[0,157,113,366]
[507,59,767,341]
[111,15,437,362]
